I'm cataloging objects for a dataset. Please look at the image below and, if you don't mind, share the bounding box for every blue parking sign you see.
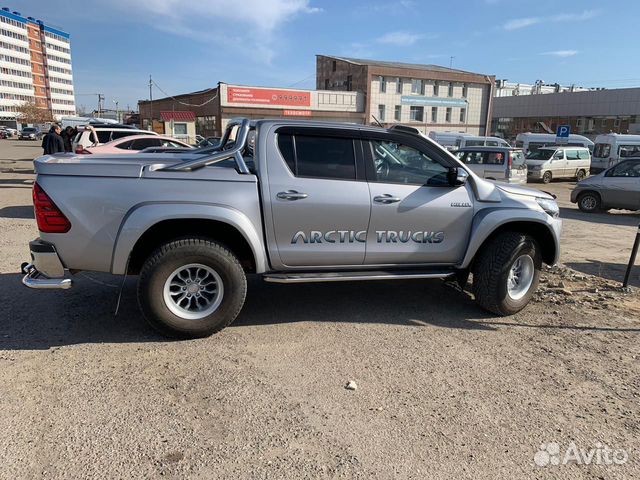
[556,125,570,138]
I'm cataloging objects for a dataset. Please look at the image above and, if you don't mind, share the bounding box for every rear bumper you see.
[21,239,72,290]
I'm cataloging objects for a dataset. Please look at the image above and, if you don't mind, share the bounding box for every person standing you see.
[42,125,64,155]
[61,126,74,152]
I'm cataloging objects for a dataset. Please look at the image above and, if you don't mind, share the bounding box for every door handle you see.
[373,194,401,204]
[277,190,308,201]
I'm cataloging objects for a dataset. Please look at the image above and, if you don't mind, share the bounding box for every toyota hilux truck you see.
[22,118,561,338]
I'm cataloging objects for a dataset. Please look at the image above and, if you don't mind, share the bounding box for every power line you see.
[149,78,218,107]
[287,73,316,88]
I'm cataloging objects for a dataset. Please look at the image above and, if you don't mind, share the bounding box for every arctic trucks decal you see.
[291,230,445,244]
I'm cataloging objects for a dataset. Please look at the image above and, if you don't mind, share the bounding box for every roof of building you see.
[139,87,217,105]
[160,111,196,122]
[319,55,490,77]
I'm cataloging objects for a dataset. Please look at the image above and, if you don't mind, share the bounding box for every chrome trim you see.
[161,118,251,173]
[21,264,72,290]
[264,271,455,283]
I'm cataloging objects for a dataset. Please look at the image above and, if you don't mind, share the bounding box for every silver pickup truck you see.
[22,118,561,338]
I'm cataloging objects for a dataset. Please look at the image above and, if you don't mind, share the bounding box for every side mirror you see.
[448,167,468,186]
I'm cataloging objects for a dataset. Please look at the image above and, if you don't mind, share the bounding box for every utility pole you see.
[149,75,153,131]
[449,56,455,69]
[113,100,119,122]
[97,93,104,117]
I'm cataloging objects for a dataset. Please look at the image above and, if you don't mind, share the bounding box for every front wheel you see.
[472,232,542,316]
[137,238,247,338]
[542,171,552,184]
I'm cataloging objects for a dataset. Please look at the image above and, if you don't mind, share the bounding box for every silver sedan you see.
[571,159,640,212]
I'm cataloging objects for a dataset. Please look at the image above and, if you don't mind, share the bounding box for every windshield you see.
[526,149,554,160]
[23,128,36,133]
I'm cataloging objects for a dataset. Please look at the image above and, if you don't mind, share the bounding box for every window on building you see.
[431,107,437,122]
[324,79,329,89]
[433,82,439,96]
[614,118,621,128]
[346,75,352,91]
[394,105,401,121]
[396,78,402,94]
[378,104,386,121]
[576,118,583,128]
[446,108,452,123]
[448,82,454,97]
[601,118,607,127]
[409,106,424,122]
[173,123,188,135]
[332,60,336,72]
[459,108,466,123]
[379,76,386,93]
[411,79,423,95]
[462,84,468,98]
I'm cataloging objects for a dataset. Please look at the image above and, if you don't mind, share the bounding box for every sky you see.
[6,0,640,113]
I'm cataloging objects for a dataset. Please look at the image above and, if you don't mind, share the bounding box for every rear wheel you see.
[137,238,247,338]
[542,171,552,184]
[472,232,542,316]
[576,169,586,181]
[577,192,601,213]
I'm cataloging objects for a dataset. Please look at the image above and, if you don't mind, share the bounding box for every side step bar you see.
[264,270,455,284]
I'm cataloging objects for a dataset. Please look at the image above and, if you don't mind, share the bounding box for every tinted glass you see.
[609,160,640,177]
[593,143,611,158]
[131,138,162,150]
[526,149,555,160]
[295,135,356,180]
[369,140,449,186]
[277,133,295,173]
[96,131,111,143]
[115,140,133,150]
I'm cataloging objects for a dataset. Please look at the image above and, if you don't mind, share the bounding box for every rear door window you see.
[115,140,134,150]
[295,135,356,180]
[594,143,611,157]
[577,149,590,160]
[130,138,163,150]
[510,150,525,166]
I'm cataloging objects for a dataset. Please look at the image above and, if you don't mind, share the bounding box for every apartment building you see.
[0,7,75,127]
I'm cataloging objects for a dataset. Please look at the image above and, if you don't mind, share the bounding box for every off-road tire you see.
[576,169,586,181]
[577,192,601,213]
[137,238,247,338]
[472,232,542,316]
[542,171,552,184]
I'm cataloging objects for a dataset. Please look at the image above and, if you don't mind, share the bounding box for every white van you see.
[526,146,591,183]
[591,133,640,173]
[428,132,510,150]
[515,133,594,155]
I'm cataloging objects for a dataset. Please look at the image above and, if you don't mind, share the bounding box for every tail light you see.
[33,183,71,233]
[75,146,92,154]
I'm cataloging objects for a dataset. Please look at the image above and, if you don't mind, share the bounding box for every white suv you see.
[72,125,158,152]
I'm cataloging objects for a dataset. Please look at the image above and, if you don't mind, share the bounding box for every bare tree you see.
[15,100,54,125]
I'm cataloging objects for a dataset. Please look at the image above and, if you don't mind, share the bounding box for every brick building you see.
[316,55,495,136]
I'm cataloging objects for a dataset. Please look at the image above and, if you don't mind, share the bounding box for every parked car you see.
[72,124,159,152]
[22,118,562,338]
[516,132,594,155]
[455,146,527,184]
[18,127,42,141]
[571,158,640,212]
[2,127,17,137]
[591,133,640,174]
[197,136,221,148]
[80,135,194,155]
[526,146,591,184]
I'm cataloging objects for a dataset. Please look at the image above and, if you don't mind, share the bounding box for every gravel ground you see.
[0,140,639,479]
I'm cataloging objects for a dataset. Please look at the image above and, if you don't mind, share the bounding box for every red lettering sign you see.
[283,110,312,116]
[227,87,311,107]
